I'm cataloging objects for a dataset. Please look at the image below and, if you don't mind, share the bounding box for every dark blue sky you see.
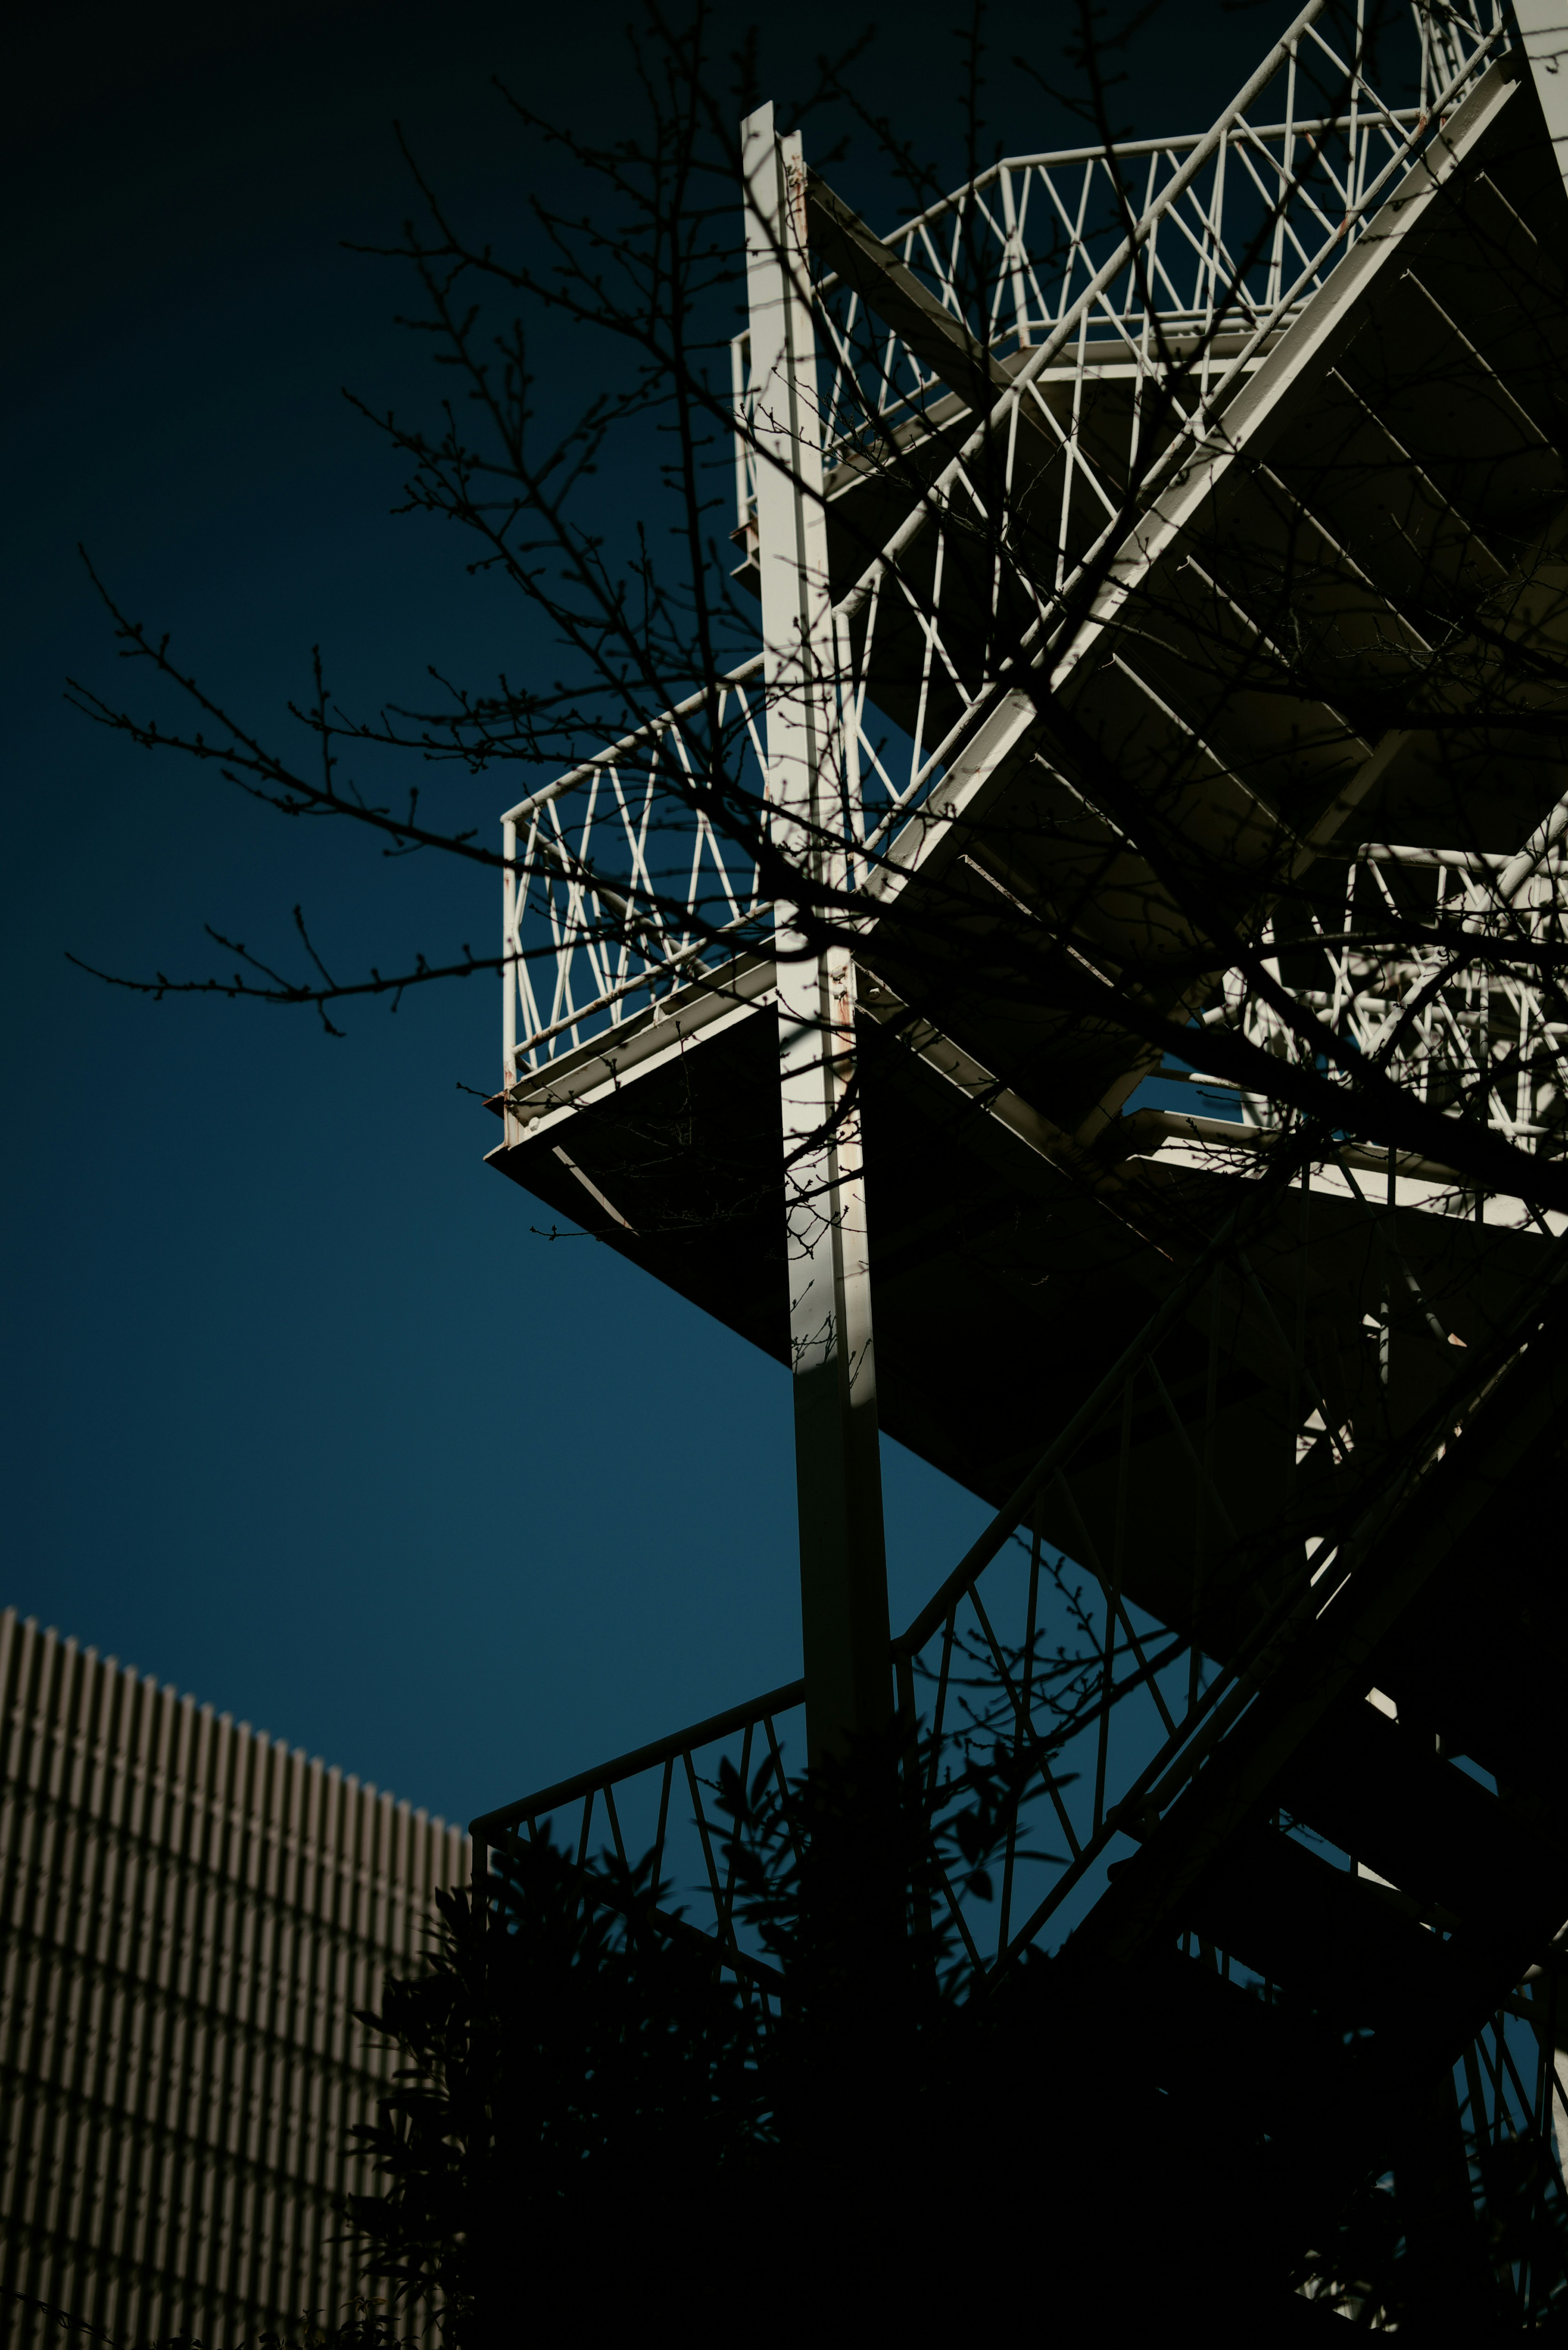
[3,0,1271,1830]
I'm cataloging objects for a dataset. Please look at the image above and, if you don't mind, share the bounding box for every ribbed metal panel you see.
[0,1610,468,2345]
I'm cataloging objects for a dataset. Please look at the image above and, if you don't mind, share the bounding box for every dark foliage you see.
[1309,2125,1568,2337]
[344,1732,1347,2342]
[2,2286,418,2348]
[345,1834,762,2337]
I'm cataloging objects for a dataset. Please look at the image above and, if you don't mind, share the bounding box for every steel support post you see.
[742,104,892,1764]
[1515,3,1568,194]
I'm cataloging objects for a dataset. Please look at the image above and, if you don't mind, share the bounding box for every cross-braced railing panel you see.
[499,645,952,1069]
[806,99,1414,479]
[733,5,1507,540]
[471,1684,806,2013]
[759,11,1515,861]
[1224,844,1568,1190]
[501,660,771,1077]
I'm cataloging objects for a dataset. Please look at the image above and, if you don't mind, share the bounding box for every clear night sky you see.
[4,2,1261,1831]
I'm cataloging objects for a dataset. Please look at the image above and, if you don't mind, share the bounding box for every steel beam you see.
[744,104,892,1761]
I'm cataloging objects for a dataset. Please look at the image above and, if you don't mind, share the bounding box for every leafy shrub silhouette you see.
[345,1730,1345,2341]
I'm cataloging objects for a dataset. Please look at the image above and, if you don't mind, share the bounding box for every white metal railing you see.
[804,3,1510,841]
[499,643,934,1082]
[501,660,772,1084]
[1214,839,1568,1186]
[503,4,1512,1092]
[732,4,1507,534]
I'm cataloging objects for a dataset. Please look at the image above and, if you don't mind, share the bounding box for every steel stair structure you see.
[477,3,1568,2318]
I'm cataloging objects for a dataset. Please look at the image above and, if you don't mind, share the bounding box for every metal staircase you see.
[477,2,1568,2317]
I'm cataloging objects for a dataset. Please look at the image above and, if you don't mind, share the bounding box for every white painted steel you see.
[819,17,1512,854]
[743,103,892,1758]
[1514,0,1568,186]
[499,657,769,1077]
[501,7,1511,1091]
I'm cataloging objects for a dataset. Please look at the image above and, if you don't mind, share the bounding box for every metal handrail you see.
[471,1677,806,1847]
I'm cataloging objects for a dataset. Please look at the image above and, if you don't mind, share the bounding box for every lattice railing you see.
[470,1681,806,2013]
[503,4,1514,1086]
[473,1211,1514,1982]
[733,4,1507,535]
[1214,842,1568,1198]
[806,7,1511,849]
[501,661,772,1079]
[499,641,949,1072]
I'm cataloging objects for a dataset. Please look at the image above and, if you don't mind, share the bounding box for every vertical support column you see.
[501,811,519,1147]
[1510,4,1568,189]
[742,103,891,1764]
